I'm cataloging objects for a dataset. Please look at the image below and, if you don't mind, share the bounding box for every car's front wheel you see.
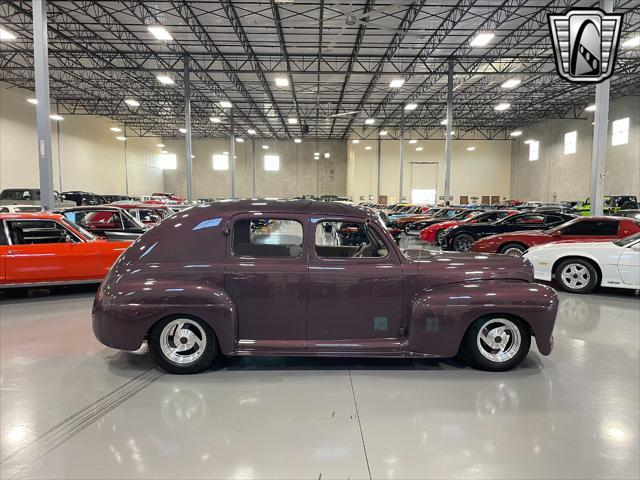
[555,258,598,294]
[452,233,475,252]
[435,229,447,245]
[462,316,531,371]
[148,316,218,374]
[499,243,526,256]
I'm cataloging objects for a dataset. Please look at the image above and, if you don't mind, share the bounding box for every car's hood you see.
[405,249,534,285]
[426,220,458,230]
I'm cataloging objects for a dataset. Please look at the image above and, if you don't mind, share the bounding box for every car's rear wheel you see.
[462,316,531,371]
[148,316,218,374]
[452,233,475,252]
[555,259,598,294]
[499,243,526,256]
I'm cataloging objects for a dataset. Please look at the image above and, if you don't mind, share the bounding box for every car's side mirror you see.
[377,248,388,257]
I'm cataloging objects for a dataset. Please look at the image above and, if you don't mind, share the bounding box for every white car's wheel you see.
[555,259,598,294]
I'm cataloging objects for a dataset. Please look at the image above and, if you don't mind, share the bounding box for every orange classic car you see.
[0,212,132,288]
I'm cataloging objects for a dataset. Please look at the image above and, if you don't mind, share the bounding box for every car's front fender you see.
[407,281,558,357]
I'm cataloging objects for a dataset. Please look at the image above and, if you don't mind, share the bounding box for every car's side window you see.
[512,214,545,224]
[232,218,303,258]
[315,220,388,258]
[6,220,76,245]
[562,220,619,236]
[0,222,8,245]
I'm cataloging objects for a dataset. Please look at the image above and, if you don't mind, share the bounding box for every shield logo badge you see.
[548,9,623,83]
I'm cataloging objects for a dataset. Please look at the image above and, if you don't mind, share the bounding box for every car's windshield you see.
[60,217,96,241]
[613,232,640,247]
[544,218,575,234]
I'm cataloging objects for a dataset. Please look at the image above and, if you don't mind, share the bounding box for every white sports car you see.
[524,232,640,294]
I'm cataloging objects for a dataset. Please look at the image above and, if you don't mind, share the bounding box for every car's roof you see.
[0,212,64,220]
[180,199,383,221]
[55,205,121,212]
[110,202,168,208]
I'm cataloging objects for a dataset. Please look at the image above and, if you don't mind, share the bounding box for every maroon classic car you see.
[93,200,558,374]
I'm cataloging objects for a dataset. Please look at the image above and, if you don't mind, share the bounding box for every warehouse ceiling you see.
[1,1,639,140]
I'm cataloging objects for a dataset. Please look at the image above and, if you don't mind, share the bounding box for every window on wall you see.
[611,117,630,146]
[264,155,280,171]
[212,154,229,170]
[411,189,436,204]
[158,153,177,170]
[529,141,539,161]
[564,131,577,155]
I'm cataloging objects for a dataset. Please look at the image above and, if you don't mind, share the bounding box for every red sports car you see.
[109,202,173,225]
[0,212,132,288]
[420,210,517,244]
[471,216,640,256]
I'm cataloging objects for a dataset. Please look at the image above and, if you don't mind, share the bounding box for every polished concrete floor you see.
[1,278,639,478]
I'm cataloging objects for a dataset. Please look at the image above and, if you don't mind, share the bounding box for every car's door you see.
[618,241,640,286]
[499,213,548,232]
[307,217,404,342]
[224,214,308,344]
[0,221,7,283]
[4,219,97,283]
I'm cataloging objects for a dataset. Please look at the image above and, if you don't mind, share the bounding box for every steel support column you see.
[252,138,256,197]
[399,111,404,202]
[229,108,236,198]
[443,58,454,206]
[33,0,54,209]
[589,0,613,216]
[377,131,382,202]
[184,56,193,203]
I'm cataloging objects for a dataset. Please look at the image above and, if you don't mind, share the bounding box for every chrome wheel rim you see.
[160,319,207,365]
[561,263,591,289]
[476,318,521,363]
[503,246,524,257]
[435,230,445,243]
[455,235,473,252]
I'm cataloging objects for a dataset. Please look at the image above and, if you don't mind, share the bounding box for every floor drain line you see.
[1,368,164,479]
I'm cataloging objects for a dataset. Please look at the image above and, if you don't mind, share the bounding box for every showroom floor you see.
[1,245,638,479]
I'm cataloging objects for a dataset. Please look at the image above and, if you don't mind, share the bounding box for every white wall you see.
[510,95,640,202]
[0,86,164,196]
[347,138,512,204]
[161,138,348,199]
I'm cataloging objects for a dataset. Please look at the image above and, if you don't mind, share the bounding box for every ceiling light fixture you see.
[147,26,173,41]
[404,103,418,111]
[220,100,233,109]
[365,118,376,125]
[416,147,424,151]
[294,138,302,143]
[156,75,175,85]
[210,117,221,123]
[179,128,187,134]
[409,139,417,144]
[262,145,269,150]
[314,152,320,156]
[50,114,64,121]
[110,127,122,132]
[156,143,165,148]
[275,77,289,87]
[622,35,640,48]
[247,128,256,135]
[0,28,17,41]
[288,117,298,124]
[440,119,448,125]
[116,136,127,141]
[365,145,372,150]
[124,99,140,107]
[494,102,511,111]
[470,32,495,47]
[331,110,359,117]
[352,139,360,144]
[501,78,521,89]
[379,130,388,136]
[466,146,476,151]
[523,139,535,144]
[236,137,244,143]
[324,152,330,158]
[389,78,405,89]
[510,130,523,137]
[585,104,596,112]
[27,98,38,105]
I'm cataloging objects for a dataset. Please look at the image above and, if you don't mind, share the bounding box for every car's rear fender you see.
[407,280,558,357]
[93,279,237,354]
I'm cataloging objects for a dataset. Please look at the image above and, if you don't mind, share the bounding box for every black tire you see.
[498,243,526,257]
[452,233,475,252]
[462,315,531,372]
[148,315,219,374]
[554,258,598,294]
[404,223,413,234]
[435,229,447,245]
